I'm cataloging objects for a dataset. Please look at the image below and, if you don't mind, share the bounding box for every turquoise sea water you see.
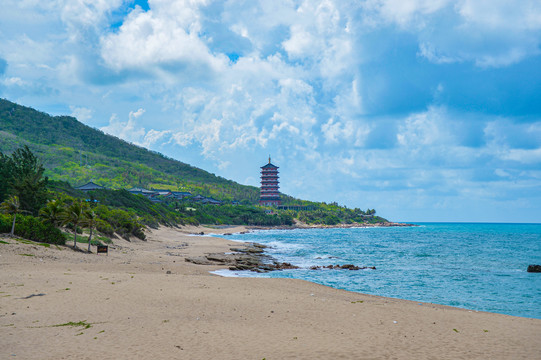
[214,223,541,319]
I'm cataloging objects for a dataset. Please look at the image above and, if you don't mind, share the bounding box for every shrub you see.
[0,214,66,245]
[95,219,114,236]
[0,214,11,233]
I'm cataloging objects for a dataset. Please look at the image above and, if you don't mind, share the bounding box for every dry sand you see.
[1,226,540,360]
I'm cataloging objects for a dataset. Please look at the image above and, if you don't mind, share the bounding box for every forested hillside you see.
[0,99,259,203]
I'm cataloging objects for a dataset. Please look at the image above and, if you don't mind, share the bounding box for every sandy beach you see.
[1,226,540,360]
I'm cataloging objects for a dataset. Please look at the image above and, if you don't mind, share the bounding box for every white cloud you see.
[60,0,123,30]
[141,129,172,148]
[100,109,148,145]
[396,106,450,148]
[100,0,225,73]
[2,77,26,87]
[321,118,370,146]
[282,25,317,59]
[70,106,93,122]
[417,42,460,64]
[456,0,541,31]
[362,0,451,28]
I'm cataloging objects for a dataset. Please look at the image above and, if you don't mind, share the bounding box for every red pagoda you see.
[259,156,281,206]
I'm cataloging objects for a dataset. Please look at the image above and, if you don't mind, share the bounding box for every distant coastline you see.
[248,221,417,231]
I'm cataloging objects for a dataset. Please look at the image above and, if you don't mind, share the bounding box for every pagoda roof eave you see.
[261,163,279,169]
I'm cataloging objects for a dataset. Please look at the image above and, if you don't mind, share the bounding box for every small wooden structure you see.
[96,245,108,255]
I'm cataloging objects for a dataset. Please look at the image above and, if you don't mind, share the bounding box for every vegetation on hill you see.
[0,99,389,236]
[0,98,260,204]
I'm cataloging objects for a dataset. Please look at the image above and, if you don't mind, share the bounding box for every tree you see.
[0,195,25,236]
[0,152,13,202]
[80,208,97,252]
[39,199,64,227]
[9,146,48,215]
[61,200,86,249]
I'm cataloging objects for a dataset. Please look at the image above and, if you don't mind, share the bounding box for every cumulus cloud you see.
[99,108,171,148]
[100,0,226,74]
[397,106,449,148]
[70,106,93,123]
[100,112,145,144]
[61,0,123,31]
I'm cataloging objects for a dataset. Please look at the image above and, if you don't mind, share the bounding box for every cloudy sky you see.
[1,0,541,223]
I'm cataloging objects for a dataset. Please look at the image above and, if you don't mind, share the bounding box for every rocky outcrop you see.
[185,242,375,273]
[185,242,299,273]
[527,265,541,273]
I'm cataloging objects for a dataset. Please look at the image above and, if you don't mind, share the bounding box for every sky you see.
[1,0,540,223]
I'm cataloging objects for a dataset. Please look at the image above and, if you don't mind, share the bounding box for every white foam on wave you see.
[210,269,260,278]
[264,240,305,252]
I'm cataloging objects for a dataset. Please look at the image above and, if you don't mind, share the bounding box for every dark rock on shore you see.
[527,265,541,273]
[185,256,216,266]
[185,242,297,272]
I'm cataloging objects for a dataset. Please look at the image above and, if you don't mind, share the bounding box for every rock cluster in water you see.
[527,264,541,273]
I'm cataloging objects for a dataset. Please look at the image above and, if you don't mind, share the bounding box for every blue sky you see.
[1,0,540,223]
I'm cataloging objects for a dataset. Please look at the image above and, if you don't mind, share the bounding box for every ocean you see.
[213,223,541,319]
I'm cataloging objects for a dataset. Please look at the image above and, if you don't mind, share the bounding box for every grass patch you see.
[95,235,112,244]
[53,320,92,329]
[0,240,9,244]
[63,232,111,245]
[19,253,35,257]
[15,238,50,248]
[350,300,364,304]
[453,328,459,333]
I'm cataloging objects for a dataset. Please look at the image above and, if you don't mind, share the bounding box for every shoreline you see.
[1,226,540,359]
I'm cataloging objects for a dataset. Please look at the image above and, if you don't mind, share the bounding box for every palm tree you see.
[61,200,86,249]
[81,208,97,252]
[39,199,64,227]
[0,195,24,236]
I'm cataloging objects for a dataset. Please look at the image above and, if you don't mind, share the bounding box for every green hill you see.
[0,98,387,227]
[0,98,259,203]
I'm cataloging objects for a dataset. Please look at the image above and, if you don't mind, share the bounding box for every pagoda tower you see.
[259,156,281,206]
